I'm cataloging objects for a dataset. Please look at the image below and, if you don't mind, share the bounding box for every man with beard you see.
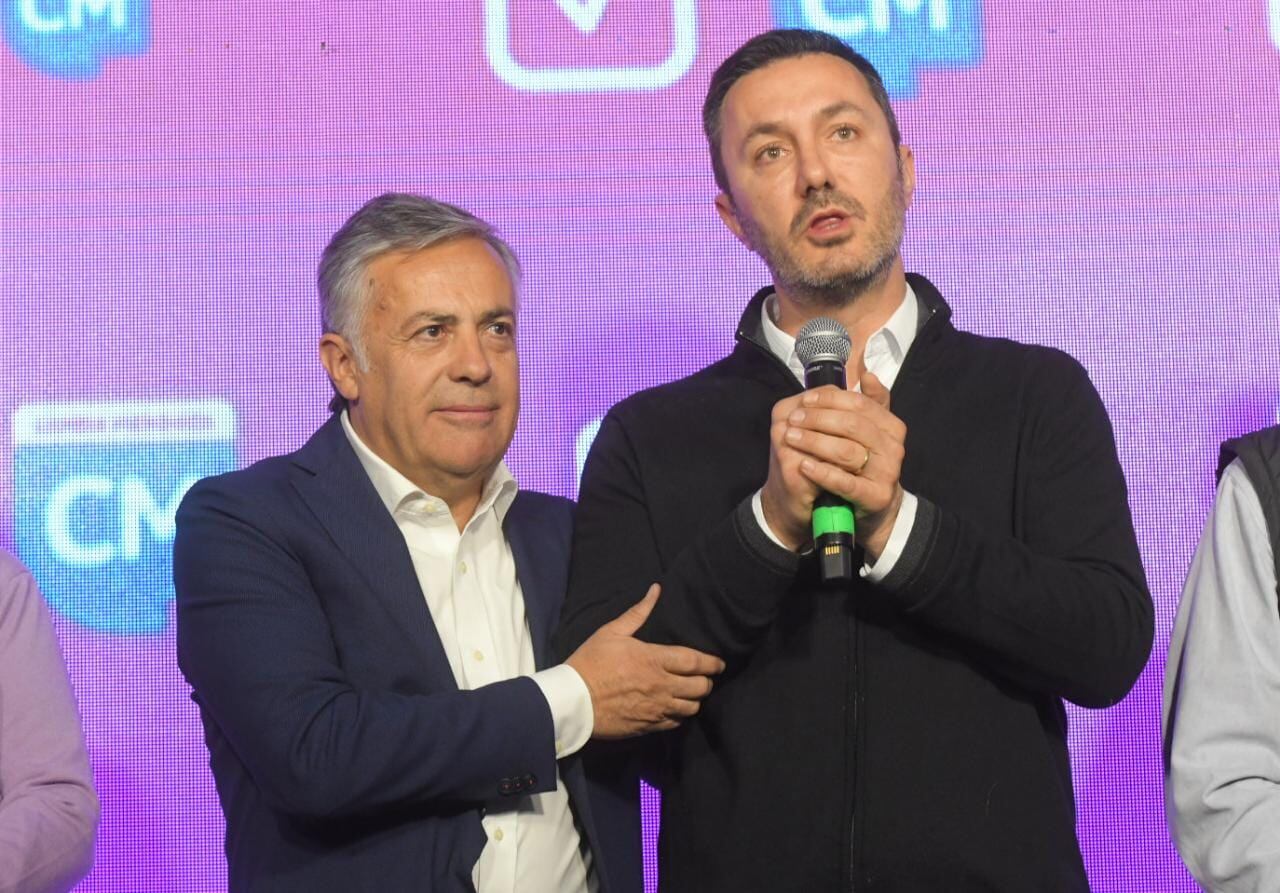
[555,29,1153,892]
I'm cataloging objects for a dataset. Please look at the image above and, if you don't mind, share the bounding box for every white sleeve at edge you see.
[1165,460,1280,892]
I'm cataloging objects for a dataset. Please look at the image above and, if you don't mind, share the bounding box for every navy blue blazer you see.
[174,415,632,892]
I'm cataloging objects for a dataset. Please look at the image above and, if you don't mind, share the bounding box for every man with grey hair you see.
[174,192,719,892]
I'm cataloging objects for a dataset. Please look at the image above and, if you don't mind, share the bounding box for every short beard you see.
[739,174,907,310]
[781,244,898,308]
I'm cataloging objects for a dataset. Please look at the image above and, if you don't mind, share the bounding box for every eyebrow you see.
[740,120,788,149]
[477,307,515,325]
[739,102,871,151]
[400,307,515,330]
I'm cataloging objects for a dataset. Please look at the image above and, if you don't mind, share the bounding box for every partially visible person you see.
[1165,425,1280,891]
[0,552,98,893]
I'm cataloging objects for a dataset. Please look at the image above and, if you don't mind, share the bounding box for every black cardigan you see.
[557,274,1153,892]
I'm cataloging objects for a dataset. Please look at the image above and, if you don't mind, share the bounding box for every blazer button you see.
[499,779,515,796]
[525,774,536,788]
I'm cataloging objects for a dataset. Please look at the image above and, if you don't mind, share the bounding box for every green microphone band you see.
[812,503,855,538]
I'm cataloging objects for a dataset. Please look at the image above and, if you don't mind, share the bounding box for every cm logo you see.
[3,0,149,79]
[773,0,982,98]
[43,472,200,567]
[13,400,235,634]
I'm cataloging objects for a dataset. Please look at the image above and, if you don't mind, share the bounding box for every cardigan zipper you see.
[736,288,942,890]
[848,606,861,891]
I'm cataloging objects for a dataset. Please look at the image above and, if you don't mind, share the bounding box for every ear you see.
[714,192,750,248]
[319,333,361,404]
[898,143,916,209]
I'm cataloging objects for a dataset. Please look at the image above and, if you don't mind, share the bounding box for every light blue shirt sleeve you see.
[1164,460,1280,891]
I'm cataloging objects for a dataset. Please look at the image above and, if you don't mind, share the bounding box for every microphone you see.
[795,317,855,583]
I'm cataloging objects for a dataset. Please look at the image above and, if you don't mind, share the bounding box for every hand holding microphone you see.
[760,318,908,579]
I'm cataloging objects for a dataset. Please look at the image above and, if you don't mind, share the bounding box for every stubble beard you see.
[740,175,908,310]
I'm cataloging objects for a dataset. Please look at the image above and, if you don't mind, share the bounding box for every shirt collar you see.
[760,281,920,388]
[340,410,518,525]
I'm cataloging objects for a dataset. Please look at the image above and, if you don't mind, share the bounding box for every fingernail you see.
[789,409,805,423]
[785,427,801,443]
[802,393,818,405]
[800,458,815,472]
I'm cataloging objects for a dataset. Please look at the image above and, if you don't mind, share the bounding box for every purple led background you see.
[3,2,1279,890]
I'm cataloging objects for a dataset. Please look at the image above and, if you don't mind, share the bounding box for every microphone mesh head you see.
[795,317,853,367]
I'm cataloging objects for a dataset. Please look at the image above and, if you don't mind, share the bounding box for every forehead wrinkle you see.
[366,242,517,333]
[401,309,457,325]
[818,100,869,120]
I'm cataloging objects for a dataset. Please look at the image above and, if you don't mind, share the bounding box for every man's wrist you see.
[758,488,807,552]
[530,664,594,758]
[859,487,905,563]
[860,489,919,584]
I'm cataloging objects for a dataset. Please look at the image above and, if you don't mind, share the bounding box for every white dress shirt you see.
[341,412,596,893]
[1165,459,1280,892]
[750,284,921,580]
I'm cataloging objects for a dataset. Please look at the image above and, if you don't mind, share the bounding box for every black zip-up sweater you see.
[556,274,1153,892]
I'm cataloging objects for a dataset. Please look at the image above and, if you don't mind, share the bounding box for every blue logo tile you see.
[3,0,149,79]
[772,0,982,98]
[13,400,235,634]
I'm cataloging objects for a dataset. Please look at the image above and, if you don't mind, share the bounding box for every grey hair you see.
[317,192,522,411]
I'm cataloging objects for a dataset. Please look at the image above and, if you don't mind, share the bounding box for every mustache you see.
[790,189,867,237]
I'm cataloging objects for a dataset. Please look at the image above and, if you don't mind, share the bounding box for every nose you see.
[447,329,493,385]
[794,140,836,197]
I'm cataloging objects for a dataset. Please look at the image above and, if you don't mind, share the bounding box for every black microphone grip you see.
[803,360,855,582]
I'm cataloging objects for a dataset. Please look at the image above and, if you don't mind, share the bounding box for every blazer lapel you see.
[290,416,457,686]
[504,494,562,671]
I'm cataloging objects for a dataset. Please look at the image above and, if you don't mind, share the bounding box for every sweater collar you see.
[735,272,952,362]
[759,283,919,388]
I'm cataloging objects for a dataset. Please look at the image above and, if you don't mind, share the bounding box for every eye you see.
[755,144,785,163]
[487,321,514,338]
[833,125,856,141]
[415,324,444,339]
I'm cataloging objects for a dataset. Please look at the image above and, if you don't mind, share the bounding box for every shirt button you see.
[459,561,468,575]
[473,650,485,662]
[493,828,505,842]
